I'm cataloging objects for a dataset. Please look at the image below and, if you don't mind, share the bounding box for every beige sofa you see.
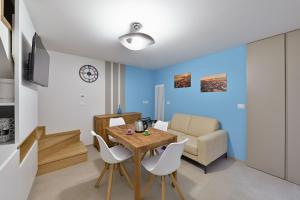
[168,113,227,173]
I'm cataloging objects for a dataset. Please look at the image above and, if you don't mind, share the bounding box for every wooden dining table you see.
[105,124,177,200]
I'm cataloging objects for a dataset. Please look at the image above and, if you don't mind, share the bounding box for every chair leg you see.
[225,152,228,159]
[155,149,160,155]
[106,164,114,200]
[170,171,177,188]
[119,163,134,189]
[161,176,166,200]
[170,174,185,200]
[141,151,147,160]
[117,164,123,176]
[150,150,155,157]
[203,166,207,174]
[143,174,155,198]
[95,163,108,187]
[167,175,175,188]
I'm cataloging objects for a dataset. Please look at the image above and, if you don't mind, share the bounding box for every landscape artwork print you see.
[201,73,227,92]
[174,73,191,88]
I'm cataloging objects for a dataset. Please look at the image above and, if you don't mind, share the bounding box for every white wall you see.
[14,0,38,143]
[0,15,11,59]
[0,1,38,199]
[38,51,105,145]
[0,19,13,79]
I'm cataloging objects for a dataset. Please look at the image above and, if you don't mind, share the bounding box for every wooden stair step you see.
[39,142,87,166]
[37,142,88,176]
[38,130,80,151]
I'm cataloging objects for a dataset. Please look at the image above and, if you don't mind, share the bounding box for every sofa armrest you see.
[167,121,171,129]
[197,130,227,166]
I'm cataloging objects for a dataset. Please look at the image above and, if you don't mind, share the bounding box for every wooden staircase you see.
[37,128,88,176]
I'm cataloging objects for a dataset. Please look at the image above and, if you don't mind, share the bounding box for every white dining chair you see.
[141,138,188,200]
[91,131,133,200]
[153,121,169,155]
[108,117,126,143]
[154,120,169,131]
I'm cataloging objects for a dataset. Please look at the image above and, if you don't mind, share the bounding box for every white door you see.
[155,84,165,121]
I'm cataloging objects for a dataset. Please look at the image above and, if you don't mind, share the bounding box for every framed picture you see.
[174,73,191,88]
[201,73,227,92]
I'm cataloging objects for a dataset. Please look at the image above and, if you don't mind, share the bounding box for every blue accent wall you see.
[125,45,247,160]
[125,66,155,119]
[154,46,247,160]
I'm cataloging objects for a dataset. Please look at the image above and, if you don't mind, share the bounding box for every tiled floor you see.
[28,145,300,200]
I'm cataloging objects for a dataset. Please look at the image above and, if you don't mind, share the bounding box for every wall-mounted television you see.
[25,33,50,87]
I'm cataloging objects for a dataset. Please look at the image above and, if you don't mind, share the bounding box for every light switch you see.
[166,101,171,105]
[80,94,87,105]
[237,104,246,109]
[80,101,87,105]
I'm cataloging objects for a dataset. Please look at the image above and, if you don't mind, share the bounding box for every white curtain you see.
[155,85,165,121]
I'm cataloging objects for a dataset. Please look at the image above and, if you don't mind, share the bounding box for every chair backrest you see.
[154,120,169,132]
[91,131,119,163]
[109,117,126,127]
[151,138,188,176]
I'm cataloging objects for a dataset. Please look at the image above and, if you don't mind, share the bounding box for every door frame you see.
[154,84,165,121]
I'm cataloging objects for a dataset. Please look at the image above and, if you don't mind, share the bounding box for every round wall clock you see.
[79,65,99,83]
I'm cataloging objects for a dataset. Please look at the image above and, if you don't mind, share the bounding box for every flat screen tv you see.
[26,33,50,87]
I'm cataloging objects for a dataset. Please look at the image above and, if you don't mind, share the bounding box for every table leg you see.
[134,149,142,200]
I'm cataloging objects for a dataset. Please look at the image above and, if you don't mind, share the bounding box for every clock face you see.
[79,65,99,83]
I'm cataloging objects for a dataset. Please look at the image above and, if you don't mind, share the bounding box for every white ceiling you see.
[25,0,300,69]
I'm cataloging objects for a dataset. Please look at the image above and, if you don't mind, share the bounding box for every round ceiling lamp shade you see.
[119,22,155,51]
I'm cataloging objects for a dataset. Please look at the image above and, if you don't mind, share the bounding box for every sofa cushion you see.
[168,129,198,156]
[186,115,219,137]
[178,135,198,156]
[167,129,184,137]
[170,113,191,133]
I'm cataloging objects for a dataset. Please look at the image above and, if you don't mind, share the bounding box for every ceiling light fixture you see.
[119,22,155,51]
